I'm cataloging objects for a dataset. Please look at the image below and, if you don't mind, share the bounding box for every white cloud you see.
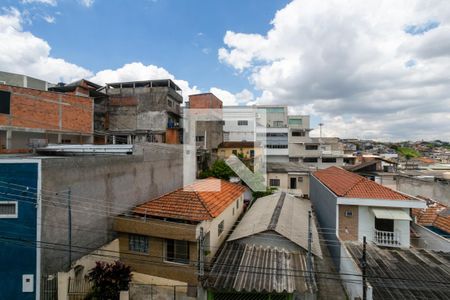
[43,15,55,23]
[21,0,57,6]
[219,0,450,141]
[209,87,254,106]
[79,0,94,8]
[0,7,91,83]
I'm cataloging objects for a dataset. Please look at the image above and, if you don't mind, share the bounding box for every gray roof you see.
[228,192,322,257]
[266,162,310,173]
[346,243,450,299]
[208,242,314,293]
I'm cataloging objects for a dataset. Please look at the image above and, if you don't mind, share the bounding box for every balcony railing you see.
[374,230,401,247]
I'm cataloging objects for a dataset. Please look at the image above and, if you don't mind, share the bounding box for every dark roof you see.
[346,243,450,300]
[313,166,411,200]
[208,242,315,294]
[218,141,260,148]
[267,162,310,173]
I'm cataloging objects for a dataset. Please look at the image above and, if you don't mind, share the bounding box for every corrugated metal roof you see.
[208,242,314,294]
[228,192,322,257]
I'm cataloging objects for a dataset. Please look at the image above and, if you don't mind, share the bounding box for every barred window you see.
[128,234,148,253]
[165,239,189,264]
[0,202,17,218]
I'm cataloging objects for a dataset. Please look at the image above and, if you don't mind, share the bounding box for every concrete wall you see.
[0,71,48,90]
[396,175,450,206]
[267,172,310,196]
[39,143,184,274]
[412,223,450,252]
[310,175,341,270]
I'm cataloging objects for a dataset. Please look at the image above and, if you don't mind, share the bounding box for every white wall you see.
[199,194,244,258]
[412,223,450,252]
[357,206,410,248]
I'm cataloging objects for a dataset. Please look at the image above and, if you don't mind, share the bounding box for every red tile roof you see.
[133,178,246,222]
[313,166,410,200]
[413,200,450,234]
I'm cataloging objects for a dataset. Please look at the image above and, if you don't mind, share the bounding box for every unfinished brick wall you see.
[188,93,223,109]
[338,205,359,241]
[0,85,93,134]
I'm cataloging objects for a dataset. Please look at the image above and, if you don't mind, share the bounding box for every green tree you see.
[199,159,236,180]
[86,261,132,300]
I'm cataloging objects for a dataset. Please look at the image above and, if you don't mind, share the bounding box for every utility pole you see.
[361,236,367,300]
[307,210,313,284]
[68,188,72,268]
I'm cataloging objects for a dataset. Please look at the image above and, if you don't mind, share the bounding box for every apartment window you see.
[273,121,284,127]
[345,210,353,217]
[305,144,318,150]
[0,91,11,115]
[292,131,305,137]
[128,234,149,253]
[303,157,318,163]
[218,220,224,236]
[266,144,288,149]
[165,239,189,264]
[288,118,302,125]
[323,157,337,163]
[0,201,18,218]
[269,179,280,187]
[196,136,205,142]
[237,120,248,126]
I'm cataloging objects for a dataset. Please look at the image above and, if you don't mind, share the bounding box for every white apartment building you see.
[288,115,345,168]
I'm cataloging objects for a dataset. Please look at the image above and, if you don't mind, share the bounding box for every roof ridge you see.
[193,190,215,219]
[343,176,368,196]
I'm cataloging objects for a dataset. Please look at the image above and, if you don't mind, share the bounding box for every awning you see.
[371,208,412,221]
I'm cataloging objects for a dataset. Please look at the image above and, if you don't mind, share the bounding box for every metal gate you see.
[41,275,58,300]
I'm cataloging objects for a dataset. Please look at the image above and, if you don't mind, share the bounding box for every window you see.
[269,179,280,187]
[237,120,248,126]
[0,201,17,218]
[266,144,288,149]
[0,90,11,115]
[218,220,224,236]
[264,107,284,113]
[128,234,148,253]
[305,144,318,150]
[61,139,71,144]
[232,208,235,216]
[289,157,299,162]
[303,157,318,163]
[292,131,305,137]
[236,199,239,209]
[273,121,284,127]
[288,118,302,125]
[195,136,205,142]
[322,157,337,163]
[250,150,255,158]
[266,133,288,137]
[345,211,353,217]
[165,239,189,264]
[297,177,304,182]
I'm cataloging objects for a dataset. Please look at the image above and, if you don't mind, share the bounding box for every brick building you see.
[0,84,94,151]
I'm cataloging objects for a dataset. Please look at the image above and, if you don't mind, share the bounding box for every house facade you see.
[311,166,425,248]
[266,162,311,197]
[113,178,246,292]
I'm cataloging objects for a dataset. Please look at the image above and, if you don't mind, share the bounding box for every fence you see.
[41,275,58,300]
[129,283,196,300]
[68,277,93,300]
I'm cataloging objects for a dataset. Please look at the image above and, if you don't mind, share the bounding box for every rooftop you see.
[267,161,310,173]
[313,166,411,200]
[346,243,450,299]
[132,178,245,222]
[105,79,181,91]
[413,198,450,235]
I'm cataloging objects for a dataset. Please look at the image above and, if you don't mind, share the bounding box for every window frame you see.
[164,239,190,265]
[218,220,224,236]
[269,178,281,187]
[128,234,149,254]
[237,120,248,126]
[0,90,11,115]
[0,201,18,218]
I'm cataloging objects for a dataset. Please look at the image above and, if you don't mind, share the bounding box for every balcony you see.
[374,230,401,247]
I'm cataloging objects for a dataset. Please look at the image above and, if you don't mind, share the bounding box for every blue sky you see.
[1,0,450,141]
[10,0,289,93]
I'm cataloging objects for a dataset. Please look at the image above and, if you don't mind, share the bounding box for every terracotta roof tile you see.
[313,166,410,200]
[133,178,246,221]
[414,200,449,233]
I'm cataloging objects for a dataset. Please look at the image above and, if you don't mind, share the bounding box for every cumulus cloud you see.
[0,7,91,83]
[209,88,255,106]
[79,0,94,8]
[42,15,55,23]
[218,0,450,141]
[21,0,57,6]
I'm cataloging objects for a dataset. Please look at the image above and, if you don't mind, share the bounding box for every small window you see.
[232,208,235,216]
[0,90,11,115]
[269,179,280,187]
[292,131,305,137]
[0,201,17,218]
[236,199,239,209]
[303,157,318,163]
[345,211,353,217]
[128,234,149,253]
[305,144,318,150]
[297,177,303,182]
[165,239,189,264]
[237,120,248,126]
[218,220,224,236]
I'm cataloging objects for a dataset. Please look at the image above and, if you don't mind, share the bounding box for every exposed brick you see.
[338,205,359,241]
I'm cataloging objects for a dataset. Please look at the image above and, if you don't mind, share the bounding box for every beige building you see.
[113,178,246,294]
[217,141,262,160]
[266,162,311,197]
